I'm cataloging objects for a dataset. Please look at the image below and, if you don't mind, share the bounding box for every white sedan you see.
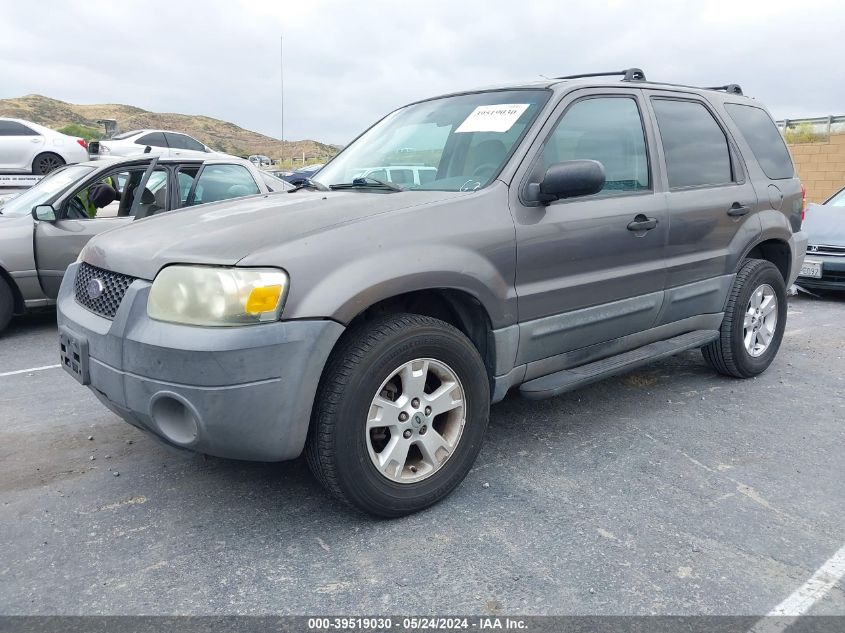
[93,129,235,160]
[0,118,90,174]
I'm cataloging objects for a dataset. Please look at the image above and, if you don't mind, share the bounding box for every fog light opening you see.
[150,394,199,445]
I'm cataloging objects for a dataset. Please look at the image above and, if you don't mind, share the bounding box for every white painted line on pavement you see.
[0,364,61,378]
[749,542,845,633]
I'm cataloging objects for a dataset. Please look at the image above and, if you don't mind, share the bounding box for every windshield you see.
[0,164,96,217]
[314,90,550,192]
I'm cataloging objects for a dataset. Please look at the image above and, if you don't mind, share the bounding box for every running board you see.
[519,330,719,400]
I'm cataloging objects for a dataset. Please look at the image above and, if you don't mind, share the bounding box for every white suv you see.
[93,130,231,160]
[0,118,90,174]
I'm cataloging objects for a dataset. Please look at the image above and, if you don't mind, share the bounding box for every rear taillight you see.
[76,138,88,149]
[800,184,807,222]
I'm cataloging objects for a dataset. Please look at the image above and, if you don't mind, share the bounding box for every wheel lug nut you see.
[419,425,427,435]
[411,398,420,409]
[399,412,409,422]
[403,429,412,439]
[424,406,432,416]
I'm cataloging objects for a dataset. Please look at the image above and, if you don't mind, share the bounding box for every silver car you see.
[0,155,289,333]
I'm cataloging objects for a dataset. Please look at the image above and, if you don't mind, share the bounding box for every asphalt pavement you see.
[0,295,843,615]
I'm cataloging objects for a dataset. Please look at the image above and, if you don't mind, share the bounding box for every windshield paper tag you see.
[455,103,530,133]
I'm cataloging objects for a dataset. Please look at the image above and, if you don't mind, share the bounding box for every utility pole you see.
[280,33,284,145]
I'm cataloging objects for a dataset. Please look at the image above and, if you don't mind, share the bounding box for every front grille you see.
[807,244,845,257]
[74,262,136,319]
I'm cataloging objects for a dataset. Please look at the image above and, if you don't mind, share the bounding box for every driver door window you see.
[543,96,650,194]
[65,168,168,219]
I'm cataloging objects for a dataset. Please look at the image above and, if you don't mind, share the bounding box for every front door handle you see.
[727,203,750,217]
[627,214,658,231]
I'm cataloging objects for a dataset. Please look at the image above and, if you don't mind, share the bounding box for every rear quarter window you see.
[725,104,794,180]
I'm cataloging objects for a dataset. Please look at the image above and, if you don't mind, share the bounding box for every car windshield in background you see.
[0,164,95,217]
[313,89,550,192]
[825,187,845,207]
[259,171,289,192]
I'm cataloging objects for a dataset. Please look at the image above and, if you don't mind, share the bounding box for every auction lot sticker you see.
[455,103,530,133]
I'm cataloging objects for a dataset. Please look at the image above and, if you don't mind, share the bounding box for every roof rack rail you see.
[704,83,744,95]
[555,68,646,82]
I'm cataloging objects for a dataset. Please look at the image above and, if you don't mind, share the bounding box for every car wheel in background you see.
[702,259,787,378]
[0,277,14,334]
[306,313,490,517]
[31,152,65,175]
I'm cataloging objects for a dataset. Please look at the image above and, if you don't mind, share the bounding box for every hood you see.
[83,189,468,279]
[803,203,845,246]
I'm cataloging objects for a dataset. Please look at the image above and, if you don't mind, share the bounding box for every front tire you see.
[702,259,787,378]
[306,313,490,517]
[32,152,65,175]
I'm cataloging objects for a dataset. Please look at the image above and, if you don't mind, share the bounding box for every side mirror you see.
[32,205,57,222]
[526,160,606,205]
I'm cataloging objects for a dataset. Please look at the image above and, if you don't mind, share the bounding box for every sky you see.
[0,0,842,145]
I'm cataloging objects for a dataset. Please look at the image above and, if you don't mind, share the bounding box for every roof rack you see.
[704,83,744,95]
[554,68,646,82]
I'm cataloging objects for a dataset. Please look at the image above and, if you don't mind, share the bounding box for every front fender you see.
[286,243,516,327]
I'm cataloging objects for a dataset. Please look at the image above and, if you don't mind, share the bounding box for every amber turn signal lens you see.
[245,285,283,315]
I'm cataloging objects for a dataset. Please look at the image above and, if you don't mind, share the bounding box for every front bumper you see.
[57,262,345,461]
[795,254,845,291]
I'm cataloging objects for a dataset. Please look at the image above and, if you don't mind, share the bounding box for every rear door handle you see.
[627,214,658,231]
[727,203,750,217]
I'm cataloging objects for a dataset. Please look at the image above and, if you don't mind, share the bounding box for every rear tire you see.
[32,152,65,175]
[306,313,490,517]
[702,259,787,378]
[0,277,14,335]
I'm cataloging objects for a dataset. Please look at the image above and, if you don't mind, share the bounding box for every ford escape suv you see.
[57,69,807,517]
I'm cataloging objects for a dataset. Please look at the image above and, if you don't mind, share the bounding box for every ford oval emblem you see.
[86,278,105,300]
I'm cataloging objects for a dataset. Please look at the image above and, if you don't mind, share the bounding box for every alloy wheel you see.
[743,283,778,357]
[37,155,62,174]
[366,358,466,483]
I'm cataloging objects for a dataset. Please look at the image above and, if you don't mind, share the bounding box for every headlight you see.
[147,266,289,326]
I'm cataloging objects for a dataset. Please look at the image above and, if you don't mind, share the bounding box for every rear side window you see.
[725,104,794,180]
[166,133,206,152]
[0,120,38,136]
[652,99,732,188]
[136,132,167,147]
[186,164,260,206]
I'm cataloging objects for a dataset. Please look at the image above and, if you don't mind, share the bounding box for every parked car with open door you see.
[0,155,288,333]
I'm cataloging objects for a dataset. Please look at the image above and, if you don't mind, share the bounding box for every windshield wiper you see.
[329,176,403,192]
[287,178,330,193]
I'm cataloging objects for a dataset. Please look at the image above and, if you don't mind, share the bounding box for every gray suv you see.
[56,69,807,517]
